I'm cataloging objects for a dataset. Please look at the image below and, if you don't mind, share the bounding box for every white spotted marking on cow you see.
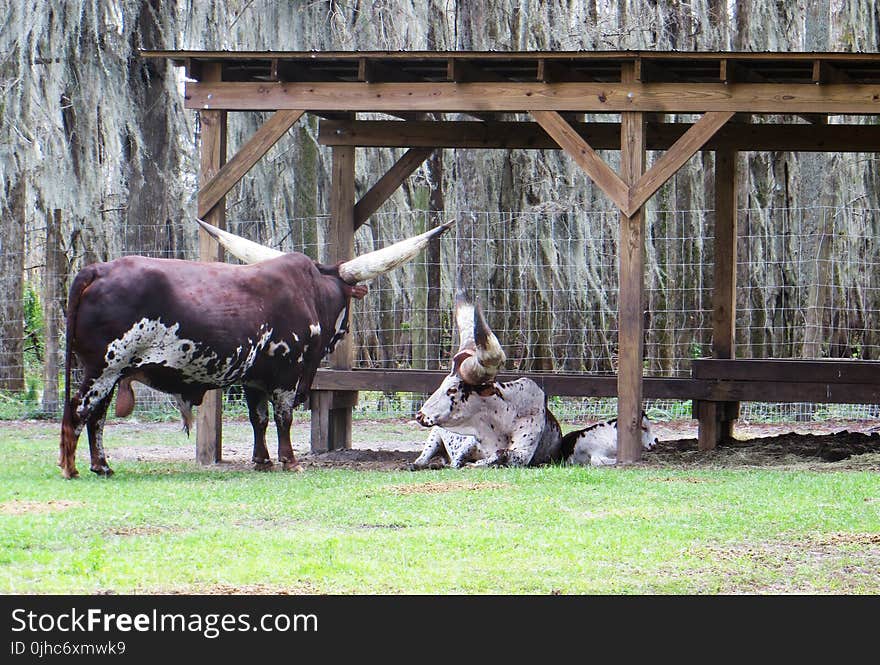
[309,323,321,337]
[268,341,290,357]
[77,318,274,418]
[333,308,347,338]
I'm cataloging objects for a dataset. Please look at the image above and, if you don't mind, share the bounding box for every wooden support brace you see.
[531,110,629,213]
[628,111,734,214]
[354,147,434,228]
[197,109,304,219]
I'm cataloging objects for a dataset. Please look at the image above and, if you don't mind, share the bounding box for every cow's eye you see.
[446,387,457,396]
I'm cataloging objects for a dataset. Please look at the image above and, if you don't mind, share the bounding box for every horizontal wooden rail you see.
[313,366,880,405]
[691,359,880,404]
[692,358,880,384]
[313,368,698,398]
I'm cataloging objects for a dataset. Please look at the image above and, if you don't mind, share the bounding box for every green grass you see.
[0,422,878,594]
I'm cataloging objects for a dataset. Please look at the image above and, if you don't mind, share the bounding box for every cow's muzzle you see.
[415,412,433,428]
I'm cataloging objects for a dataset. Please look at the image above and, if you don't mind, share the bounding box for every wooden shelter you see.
[143,49,880,464]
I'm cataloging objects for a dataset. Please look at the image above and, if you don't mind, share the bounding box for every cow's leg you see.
[448,434,480,468]
[60,396,84,479]
[271,392,303,472]
[410,427,447,471]
[245,386,272,470]
[60,369,117,479]
[86,392,114,476]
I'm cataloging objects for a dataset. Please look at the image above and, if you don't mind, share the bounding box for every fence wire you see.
[3,206,880,425]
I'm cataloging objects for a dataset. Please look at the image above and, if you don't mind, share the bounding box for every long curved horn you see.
[457,302,506,385]
[195,218,283,264]
[454,291,476,353]
[338,220,455,284]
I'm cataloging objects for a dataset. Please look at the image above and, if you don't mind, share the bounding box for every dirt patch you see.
[813,532,880,547]
[693,532,880,593]
[104,525,184,537]
[0,499,84,515]
[643,429,880,470]
[383,480,511,495]
[146,581,322,595]
[82,418,880,472]
[298,428,880,472]
[301,448,419,471]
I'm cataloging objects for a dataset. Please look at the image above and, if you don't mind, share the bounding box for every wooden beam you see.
[353,148,434,228]
[311,368,880,404]
[312,145,357,453]
[196,63,227,466]
[319,119,880,152]
[185,81,880,115]
[617,62,647,464]
[197,109,304,218]
[699,147,739,451]
[312,369,694,398]
[711,149,738,363]
[692,359,880,383]
[628,111,734,214]
[531,110,629,213]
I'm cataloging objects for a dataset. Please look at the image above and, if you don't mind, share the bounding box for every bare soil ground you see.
[97,418,880,472]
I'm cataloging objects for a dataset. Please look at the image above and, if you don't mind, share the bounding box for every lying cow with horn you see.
[59,218,453,478]
[413,295,564,468]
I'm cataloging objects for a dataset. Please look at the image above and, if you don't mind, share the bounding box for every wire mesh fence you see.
[3,205,880,425]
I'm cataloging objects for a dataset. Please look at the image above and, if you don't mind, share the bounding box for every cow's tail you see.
[59,266,98,478]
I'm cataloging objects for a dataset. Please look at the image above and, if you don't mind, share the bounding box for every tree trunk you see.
[0,176,26,392]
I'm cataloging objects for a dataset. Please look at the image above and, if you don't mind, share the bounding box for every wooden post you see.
[41,209,62,415]
[426,149,444,370]
[617,62,647,464]
[195,62,227,465]
[698,147,739,450]
[311,145,356,452]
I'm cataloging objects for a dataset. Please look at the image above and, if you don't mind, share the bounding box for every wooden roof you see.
[142,49,880,117]
[143,50,880,85]
[143,49,880,155]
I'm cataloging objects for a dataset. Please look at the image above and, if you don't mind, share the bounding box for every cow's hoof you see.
[61,467,79,480]
[90,465,114,477]
[253,460,274,471]
[282,461,304,472]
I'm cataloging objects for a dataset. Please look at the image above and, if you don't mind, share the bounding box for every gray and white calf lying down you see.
[412,295,656,469]
[559,412,658,466]
[412,415,657,470]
